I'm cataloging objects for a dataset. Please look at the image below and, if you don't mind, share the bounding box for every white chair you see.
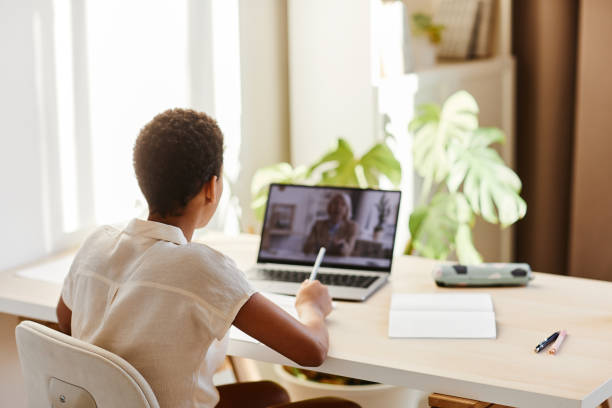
[15,320,159,408]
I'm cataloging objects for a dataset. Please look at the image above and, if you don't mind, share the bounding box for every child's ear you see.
[203,176,219,203]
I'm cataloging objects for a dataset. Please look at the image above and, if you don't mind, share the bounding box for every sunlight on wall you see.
[53,0,78,233]
[206,0,243,235]
[85,0,189,226]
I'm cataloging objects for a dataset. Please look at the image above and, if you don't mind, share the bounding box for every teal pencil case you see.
[432,263,533,287]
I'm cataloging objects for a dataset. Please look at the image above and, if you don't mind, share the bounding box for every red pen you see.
[548,330,567,355]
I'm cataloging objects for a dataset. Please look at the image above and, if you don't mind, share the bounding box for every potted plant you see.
[373,194,391,241]
[405,90,527,262]
[273,365,427,408]
[410,12,444,70]
[251,136,401,223]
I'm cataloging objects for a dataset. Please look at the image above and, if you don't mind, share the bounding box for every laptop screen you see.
[257,184,401,272]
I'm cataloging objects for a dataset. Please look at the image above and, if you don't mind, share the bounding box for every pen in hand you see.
[309,247,326,281]
[534,331,560,353]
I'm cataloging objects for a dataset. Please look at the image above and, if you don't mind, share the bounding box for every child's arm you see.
[233,280,332,367]
[56,296,72,335]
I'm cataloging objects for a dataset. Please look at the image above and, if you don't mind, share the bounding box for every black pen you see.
[534,331,560,353]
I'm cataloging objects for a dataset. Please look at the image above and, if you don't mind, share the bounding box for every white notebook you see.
[388,293,496,338]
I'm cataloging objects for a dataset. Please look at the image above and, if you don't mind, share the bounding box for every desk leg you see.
[228,356,263,382]
[430,393,611,408]
[428,393,513,408]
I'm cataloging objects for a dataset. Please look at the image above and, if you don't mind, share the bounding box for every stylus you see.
[309,247,326,281]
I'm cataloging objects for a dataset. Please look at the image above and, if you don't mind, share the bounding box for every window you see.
[38,0,242,252]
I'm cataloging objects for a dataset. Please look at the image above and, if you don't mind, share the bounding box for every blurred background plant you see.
[250,91,525,265]
[411,12,444,45]
[251,133,401,223]
[405,90,527,263]
[409,12,444,71]
[373,194,391,239]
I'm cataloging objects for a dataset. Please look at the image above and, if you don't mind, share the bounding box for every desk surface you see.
[1,233,611,408]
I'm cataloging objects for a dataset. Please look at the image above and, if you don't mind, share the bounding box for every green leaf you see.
[454,193,473,224]
[252,138,402,222]
[470,126,504,147]
[308,139,360,187]
[309,138,401,189]
[323,158,361,187]
[250,163,308,221]
[446,159,468,193]
[412,121,448,184]
[408,205,428,240]
[439,90,479,143]
[455,224,483,264]
[360,142,402,187]
[408,90,527,262]
[408,104,440,134]
[409,193,460,260]
[307,138,354,177]
[448,127,526,226]
[409,192,479,261]
[410,91,479,201]
[251,163,295,196]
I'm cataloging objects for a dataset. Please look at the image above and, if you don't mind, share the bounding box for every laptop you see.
[247,184,401,301]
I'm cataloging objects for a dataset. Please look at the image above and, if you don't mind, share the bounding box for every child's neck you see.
[146,183,216,243]
[148,214,196,242]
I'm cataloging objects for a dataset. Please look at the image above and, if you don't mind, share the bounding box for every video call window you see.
[259,185,401,270]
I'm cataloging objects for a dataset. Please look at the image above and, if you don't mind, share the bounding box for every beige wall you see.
[237,0,291,233]
[569,0,612,280]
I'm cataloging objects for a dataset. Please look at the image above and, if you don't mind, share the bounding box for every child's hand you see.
[295,280,333,318]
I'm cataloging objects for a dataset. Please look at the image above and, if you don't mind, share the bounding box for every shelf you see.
[377,56,514,88]
[415,56,512,79]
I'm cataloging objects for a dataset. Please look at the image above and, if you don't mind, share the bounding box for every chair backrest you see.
[15,320,160,408]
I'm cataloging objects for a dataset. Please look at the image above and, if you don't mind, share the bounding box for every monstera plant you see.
[405,90,527,263]
[251,135,401,222]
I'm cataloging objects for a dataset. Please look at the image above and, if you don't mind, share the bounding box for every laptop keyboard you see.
[252,269,378,289]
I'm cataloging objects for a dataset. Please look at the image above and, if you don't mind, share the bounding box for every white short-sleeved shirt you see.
[61,219,255,408]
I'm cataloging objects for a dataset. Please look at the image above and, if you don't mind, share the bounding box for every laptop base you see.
[247,267,388,302]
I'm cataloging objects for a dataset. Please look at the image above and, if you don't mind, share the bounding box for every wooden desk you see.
[1,233,611,408]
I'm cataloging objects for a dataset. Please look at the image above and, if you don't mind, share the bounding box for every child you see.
[56,109,359,408]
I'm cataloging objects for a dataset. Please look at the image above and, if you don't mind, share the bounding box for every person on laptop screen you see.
[259,185,400,270]
[303,192,359,256]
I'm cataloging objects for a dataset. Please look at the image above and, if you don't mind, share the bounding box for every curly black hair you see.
[133,108,224,217]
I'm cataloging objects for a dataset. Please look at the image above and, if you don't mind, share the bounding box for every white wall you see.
[287,0,378,166]
[237,0,291,233]
[0,1,50,270]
